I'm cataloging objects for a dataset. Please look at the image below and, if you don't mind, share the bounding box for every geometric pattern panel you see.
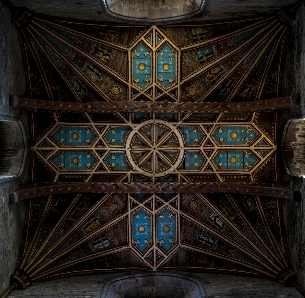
[131,194,179,268]
[33,112,276,182]
[131,28,179,100]
[13,192,293,283]
[51,126,97,146]
[18,13,289,105]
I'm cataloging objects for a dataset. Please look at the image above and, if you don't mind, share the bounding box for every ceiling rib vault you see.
[1,0,305,297]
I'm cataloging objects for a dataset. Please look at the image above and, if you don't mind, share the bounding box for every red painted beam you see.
[15,182,294,200]
[10,96,292,113]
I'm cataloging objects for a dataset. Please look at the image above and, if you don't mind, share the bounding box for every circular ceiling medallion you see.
[126,120,184,177]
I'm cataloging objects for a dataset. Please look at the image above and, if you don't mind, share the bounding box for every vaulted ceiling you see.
[6,2,303,290]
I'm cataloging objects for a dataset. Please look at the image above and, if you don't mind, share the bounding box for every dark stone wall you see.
[8,272,303,297]
[281,2,305,106]
[8,0,297,22]
[0,120,25,177]
[0,0,305,296]
[0,2,28,296]
[102,0,206,23]
[281,2,305,291]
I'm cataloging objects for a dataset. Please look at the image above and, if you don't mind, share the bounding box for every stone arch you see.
[101,272,206,298]
[100,0,207,23]
[0,120,27,178]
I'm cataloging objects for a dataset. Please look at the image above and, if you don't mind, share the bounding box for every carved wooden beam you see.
[14,182,296,200]
[10,96,292,113]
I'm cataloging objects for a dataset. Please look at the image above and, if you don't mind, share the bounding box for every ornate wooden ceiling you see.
[8,5,299,290]
[30,112,277,182]
[18,12,289,103]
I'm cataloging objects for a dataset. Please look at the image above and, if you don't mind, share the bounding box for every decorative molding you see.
[15,182,293,200]
[12,96,292,113]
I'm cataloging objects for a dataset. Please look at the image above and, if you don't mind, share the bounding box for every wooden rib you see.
[156,131,172,148]
[180,23,283,122]
[32,20,128,85]
[23,31,54,101]
[194,22,283,102]
[20,196,53,268]
[23,193,112,271]
[181,19,278,84]
[23,31,84,103]
[34,263,147,283]
[276,199,292,262]
[16,199,33,266]
[136,131,153,148]
[255,196,289,267]
[181,16,275,51]
[29,214,128,276]
[181,244,276,278]
[32,246,129,280]
[195,194,281,271]
[226,194,284,268]
[180,211,278,274]
[227,28,287,102]
[35,17,129,51]
[27,24,113,102]
[23,194,82,271]
[256,31,287,100]
[138,151,153,166]
[157,151,173,167]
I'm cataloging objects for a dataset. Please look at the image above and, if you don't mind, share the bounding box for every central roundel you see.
[126,120,184,177]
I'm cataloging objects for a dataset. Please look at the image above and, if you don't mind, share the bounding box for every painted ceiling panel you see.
[29,112,277,182]
[16,192,291,282]
[10,6,297,289]
[18,12,288,104]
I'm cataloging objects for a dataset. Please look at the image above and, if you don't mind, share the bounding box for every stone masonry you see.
[8,272,303,297]
[281,1,305,291]
[1,0,305,297]
[0,2,28,296]
[8,0,298,22]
